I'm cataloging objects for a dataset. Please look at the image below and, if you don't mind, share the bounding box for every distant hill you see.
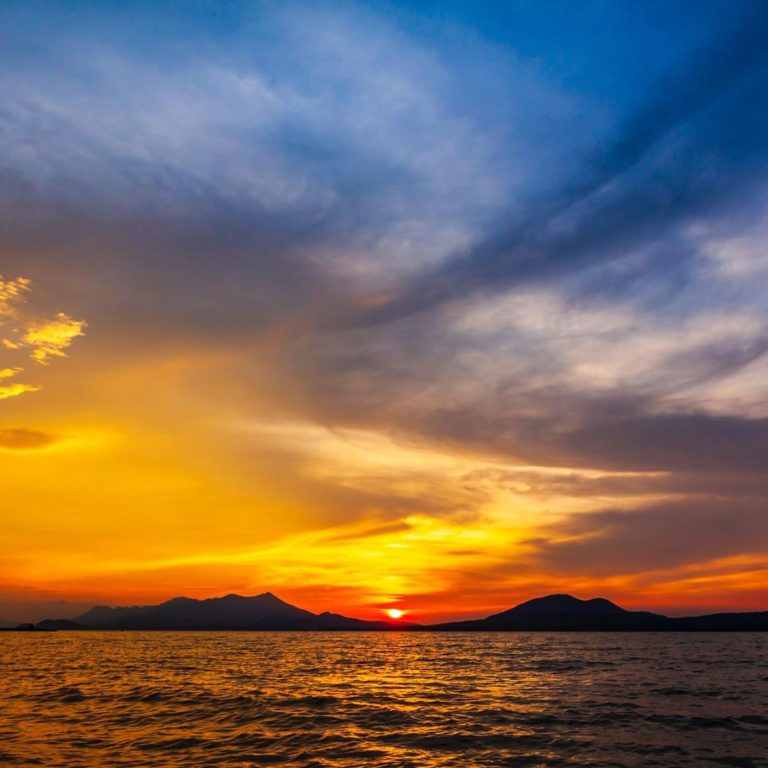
[431,594,768,631]
[36,592,768,631]
[666,611,768,631]
[37,592,403,631]
[431,594,669,630]
[0,618,53,632]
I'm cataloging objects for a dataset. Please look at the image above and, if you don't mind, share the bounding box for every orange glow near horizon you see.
[1,275,767,625]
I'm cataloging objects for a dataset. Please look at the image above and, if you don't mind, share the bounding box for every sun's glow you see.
[386,608,404,620]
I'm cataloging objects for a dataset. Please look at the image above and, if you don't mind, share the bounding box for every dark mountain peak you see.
[202,593,245,603]
[586,597,623,610]
[160,597,196,607]
[36,618,84,630]
[57,590,380,630]
[73,603,152,625]
[428,592,671,631]
[211,592,285,605]
[253,591,287,604]
[490,594,625,620]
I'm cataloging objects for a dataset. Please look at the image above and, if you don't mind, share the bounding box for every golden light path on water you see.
[1,631,767,767]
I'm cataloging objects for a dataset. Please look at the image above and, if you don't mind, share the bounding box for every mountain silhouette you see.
[431,594,768,631]
[0,619,52,632]
[431,594,669,630]
[35,592,768,631]
[37,592,401,631]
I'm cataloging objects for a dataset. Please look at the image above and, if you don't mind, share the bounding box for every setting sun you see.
[385,608,404,620]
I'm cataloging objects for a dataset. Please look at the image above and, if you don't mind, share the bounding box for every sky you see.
[1,0,768,624]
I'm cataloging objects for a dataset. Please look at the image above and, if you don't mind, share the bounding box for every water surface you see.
[1,632,767,767]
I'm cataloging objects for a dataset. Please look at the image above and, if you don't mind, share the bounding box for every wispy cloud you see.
[21,313,86,365]
[0,275,85,397]
[0,380,41,401]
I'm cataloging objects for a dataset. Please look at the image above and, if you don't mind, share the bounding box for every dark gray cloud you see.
[532,499,768,575]
[460,465,768,503]
[399,405,768,474]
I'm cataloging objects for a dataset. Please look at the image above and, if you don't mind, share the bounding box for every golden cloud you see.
[23,313,87,365]
[0,275,86,398]
[0,276,31,318]
[0,383,42,400]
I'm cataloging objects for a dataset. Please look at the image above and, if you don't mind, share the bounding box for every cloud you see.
[341,3,768,328]
[0,382,41,401]
[22,313,86,365]
[0,366,40,400]
[0,1,599,338]
[0,275,85,397]
[532,500,768,575]
[0,428,59,450]
[0,276,31,316]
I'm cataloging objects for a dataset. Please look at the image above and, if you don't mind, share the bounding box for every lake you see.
[1,631,767,767]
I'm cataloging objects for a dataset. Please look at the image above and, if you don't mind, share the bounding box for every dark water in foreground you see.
[1,632,767,767]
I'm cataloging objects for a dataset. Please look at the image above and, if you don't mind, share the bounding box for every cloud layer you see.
[0,1,767,621]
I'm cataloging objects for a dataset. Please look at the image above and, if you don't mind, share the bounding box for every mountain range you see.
[37,593,401,631]
[32,592,768,631]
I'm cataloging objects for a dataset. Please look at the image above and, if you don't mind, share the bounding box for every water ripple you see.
[1,632,767,767]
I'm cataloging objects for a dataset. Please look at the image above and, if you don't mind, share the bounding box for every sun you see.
[385,608,404,620]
